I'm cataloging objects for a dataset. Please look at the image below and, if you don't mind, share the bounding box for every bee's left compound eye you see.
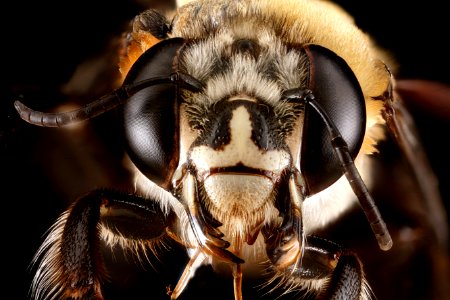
[300,45,367,195]
[122,38,186,189]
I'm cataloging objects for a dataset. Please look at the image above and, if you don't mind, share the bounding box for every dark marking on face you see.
[193,100,281,152]
[231,39,261,59]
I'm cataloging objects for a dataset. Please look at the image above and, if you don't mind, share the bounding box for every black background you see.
[1,1,449,299]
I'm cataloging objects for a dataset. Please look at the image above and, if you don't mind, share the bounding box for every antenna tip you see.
[13,100,24,112]
[377,234,393,251]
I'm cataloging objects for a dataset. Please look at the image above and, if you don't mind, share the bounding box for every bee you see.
[14,0,449,299]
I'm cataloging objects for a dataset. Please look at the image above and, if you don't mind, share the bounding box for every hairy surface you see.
[29,1,396,300]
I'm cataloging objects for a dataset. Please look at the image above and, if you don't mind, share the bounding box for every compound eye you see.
[300,44,366,195]
[122,38,185,189]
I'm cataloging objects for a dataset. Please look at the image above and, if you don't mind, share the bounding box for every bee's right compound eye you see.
[122,38,186,189]
[300,45,367,195]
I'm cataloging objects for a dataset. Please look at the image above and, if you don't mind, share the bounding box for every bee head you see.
[122,37,366,195]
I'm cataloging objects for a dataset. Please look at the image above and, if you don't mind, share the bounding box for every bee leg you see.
[31,188,174,300]
[233,263,243,300]
[289,236,370,300]
[169,248,206,299]
[169,247,244,300]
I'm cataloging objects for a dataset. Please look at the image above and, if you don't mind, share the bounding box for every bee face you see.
[13,0,448,299]
[185,99,292,241]
[177,34,303,236]
[122,20,370,241]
